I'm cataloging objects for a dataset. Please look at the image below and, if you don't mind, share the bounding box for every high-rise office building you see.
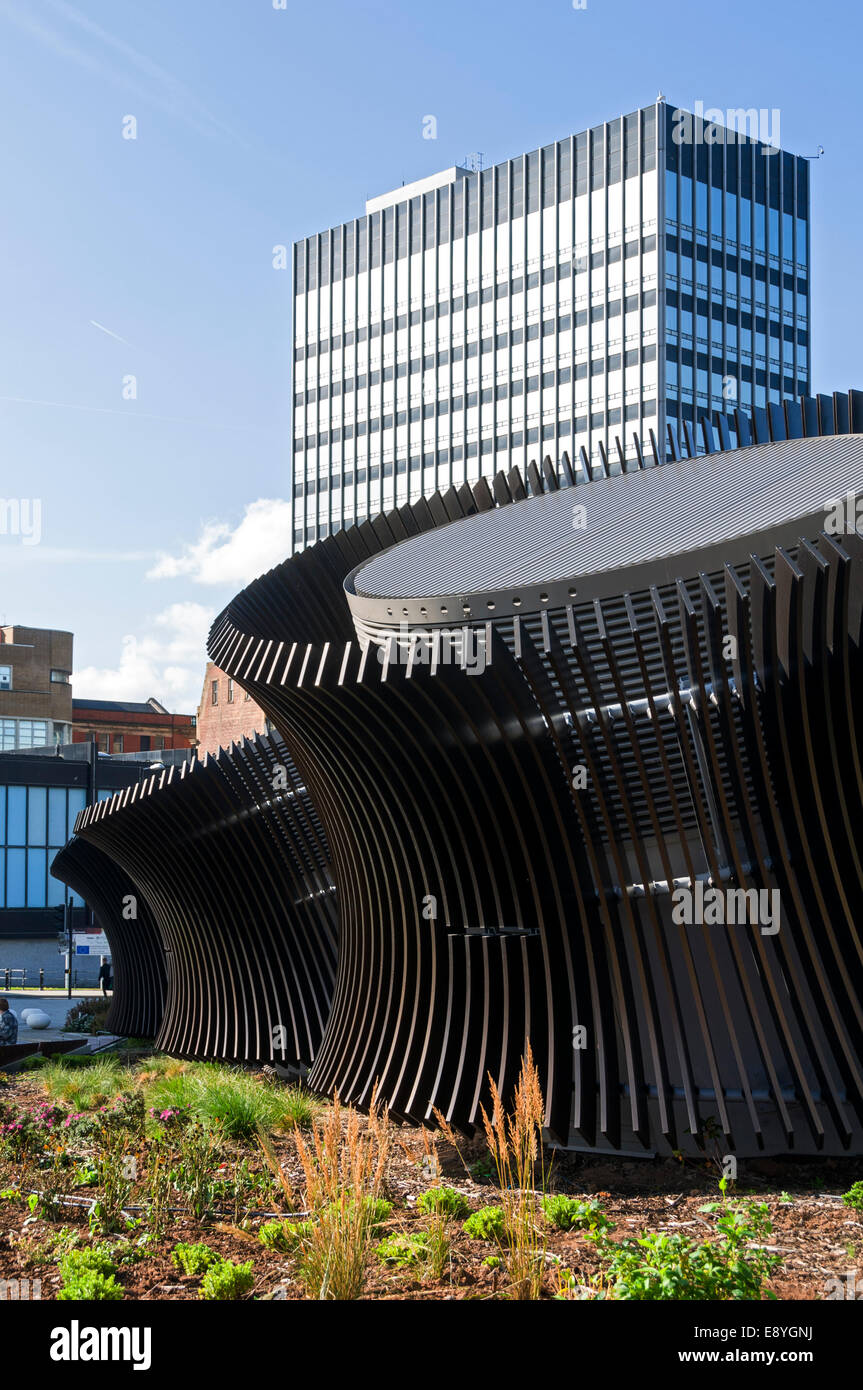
[291,100,810,551]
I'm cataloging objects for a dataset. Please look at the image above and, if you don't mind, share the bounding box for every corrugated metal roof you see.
[351,435,863,600]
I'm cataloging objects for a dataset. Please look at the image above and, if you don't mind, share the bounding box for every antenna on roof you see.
[802,145,825,160]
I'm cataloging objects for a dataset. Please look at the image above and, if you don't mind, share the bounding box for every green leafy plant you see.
[171,1241,222,1276]
[842,1181,863,1212]
[258,1219,314,1253]
[199,1258,254,1301]
[594,1193,780,1301]
[57,1245,124,1301]
[375,1231,429,1267]
[463,1205,506,1242]
[170,1121,222,1219]
[541,1194,614,1237]
[57,1269,124,1301]
[417,1186,469,1219]
[62,998,113,1035]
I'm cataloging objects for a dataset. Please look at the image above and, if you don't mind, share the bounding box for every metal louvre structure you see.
[52,388,863,1156]
[52,733,337,1072]
[50,838,167,1039]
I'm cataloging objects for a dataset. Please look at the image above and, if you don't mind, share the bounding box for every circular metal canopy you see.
[346,435,863,626]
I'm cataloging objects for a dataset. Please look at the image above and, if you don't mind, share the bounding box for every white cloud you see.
[72,601,214,713]
[148,498,292,586]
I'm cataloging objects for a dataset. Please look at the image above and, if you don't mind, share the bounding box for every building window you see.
[155,736,165,750]
[140,736,151,752]
[97,734,109,752]
[0,783,87,908]
[211,680,219,706]
[0,719,49,750]
[113,734,124,753]
[227,679,234,704]
[50,669,70,683]
[0,666,11,690]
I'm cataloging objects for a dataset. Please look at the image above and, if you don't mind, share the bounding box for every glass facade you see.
[291,101,811,547]
[663,106,810,447]
[0,785,114,908]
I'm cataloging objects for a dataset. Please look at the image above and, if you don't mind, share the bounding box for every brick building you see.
[72,698,196,754]
[195,662,270,754]
[0,624,74,750]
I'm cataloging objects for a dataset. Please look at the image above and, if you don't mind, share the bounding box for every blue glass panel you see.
[665,170,677,221]
[6,847,25,906]
[7,787,26,845]
[67,788,86,835]
[740,202,751,246]
[725,192,738,242]
[783,212,793,258]
[695,181,708,231]
[26,848,46,906]
[796,218,807,265]
[755,204,766,251]
[711,185,722,234]
[0,849,4,906]
[46,860,65,906]
[28,787,46,846]
[680,175,693,224]
[0,787,5,843]
[48,788,66,846]
[769,208,779,253]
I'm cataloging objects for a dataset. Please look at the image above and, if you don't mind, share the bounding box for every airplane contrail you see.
[89,319,130,345]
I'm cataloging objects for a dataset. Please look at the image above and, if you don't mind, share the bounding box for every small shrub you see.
[595,1198,780,1301]
[258,1219,313,1253]
[541,1194,614,1237]
[463,1205,506,1241]
[57,1269,124,1301]
[199,1259,254,1301]
[57,1245,123,1301]
[171,1242,221,1276]
[375,1231,429,1267]
[842,1181,863,1212]
[63,999,112,1035]
[417,1186,469,1219]
[59,1245,116,1279]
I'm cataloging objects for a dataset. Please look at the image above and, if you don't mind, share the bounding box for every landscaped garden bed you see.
[1,1049,861,1301]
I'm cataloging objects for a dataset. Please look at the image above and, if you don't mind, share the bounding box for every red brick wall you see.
[72,707,196,752]
[195,662,269,754]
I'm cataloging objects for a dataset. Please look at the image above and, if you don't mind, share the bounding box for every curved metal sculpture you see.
[52,389,863,1154]
[50,838,167,1039]
[206,391,863,1154]
[64,734,337,1071]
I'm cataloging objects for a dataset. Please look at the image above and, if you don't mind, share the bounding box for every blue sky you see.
[0,0,859,711]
